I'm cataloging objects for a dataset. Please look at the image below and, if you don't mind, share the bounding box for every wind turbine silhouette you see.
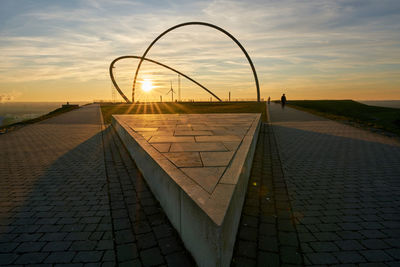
[166,81,176,102]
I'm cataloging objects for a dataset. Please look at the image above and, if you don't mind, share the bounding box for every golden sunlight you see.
[141,79,153,92]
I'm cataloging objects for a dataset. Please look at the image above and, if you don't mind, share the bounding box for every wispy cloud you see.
[0,91,21,102]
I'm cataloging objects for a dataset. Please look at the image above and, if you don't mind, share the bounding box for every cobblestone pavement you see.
[0,104,193,266]
[268,103,400,266]
[3,103,400,266]
[232,123,303,266]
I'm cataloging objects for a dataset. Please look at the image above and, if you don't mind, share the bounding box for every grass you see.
[100,101,267,124]
[287,100,400,136]
[0,105,79,134]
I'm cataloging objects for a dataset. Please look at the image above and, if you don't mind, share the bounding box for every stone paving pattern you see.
[233,104,400,266]
[232,123,303,266]
[261,104,399,266]
[1,103,400,266]
[0,105,193,266]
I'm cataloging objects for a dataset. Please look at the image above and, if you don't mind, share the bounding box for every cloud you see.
[0,0,399,100]
[0,91,21,102]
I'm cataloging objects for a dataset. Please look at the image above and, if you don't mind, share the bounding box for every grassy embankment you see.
[287,100,400,136]
[0,105,79,134]
[100,102,267,124]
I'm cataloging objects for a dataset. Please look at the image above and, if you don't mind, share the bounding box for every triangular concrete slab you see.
[113,113,261,267]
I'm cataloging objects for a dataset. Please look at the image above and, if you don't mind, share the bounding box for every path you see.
[270,103,400,265]
[0,104,192,266]
[233,103,400,266]
[2,103,399,266]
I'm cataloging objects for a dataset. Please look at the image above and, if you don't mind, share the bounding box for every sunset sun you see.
[142,80,153,92]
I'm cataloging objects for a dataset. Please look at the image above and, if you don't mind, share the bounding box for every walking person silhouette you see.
[281,93,287,109]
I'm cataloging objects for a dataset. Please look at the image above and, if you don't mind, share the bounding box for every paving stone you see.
[140,247,164,266]
[386,248,400,260]
[13,233,42,242]
[200,151,235,166]
[53,264,84,267]
[333,251,366,264]
[65,232,92,241]
[102,250,115,262]
[258,235,278,252]
[337,231,364,240]
[15,241,46,252]
[12,225,41,233]
[298,232,317,242]
[117,243,138,262]
[0,242,19,252]
[165,251,195,267]
[84,263,103,267]
[259,223,276,236]
[37,224,63,233]
[42,241,72,251]
[96,240,113,250]
[360,239,390,249]
[334,240,364,251]
[306,252,339,265]
[256,251,279,267]
[310,241,340,252]
[133,221,151,235]
[0,253,18,265]
[280,246,302,264]
[239,226,258,241]
[158,236,183,255]
[73,251,104,263]
[70,241,98,251]
[153,224,173,239]
[163,152,203,167]
[232,257,257,267]
[314,232,341,241]
[359,263,388,267]
[119,259,141,267]
[170,142,226,152]
[40,232,68,242]
[137,232,157,250]
[237,241,257,259]
[114,230,135,244]
[61,225,86,232]
[90,232,104,241]
[359,229,387,239]
[45,252,76,264]
[241,215,258,228]
[278,232,299,246]
[359,250,393,262]
[15,252,49,264]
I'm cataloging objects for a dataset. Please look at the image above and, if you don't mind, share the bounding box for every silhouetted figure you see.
[268,96,271,104]
[281,93,287,108]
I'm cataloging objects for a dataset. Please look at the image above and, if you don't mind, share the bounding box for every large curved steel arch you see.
[109,55,222,103]
[132,22,260,102]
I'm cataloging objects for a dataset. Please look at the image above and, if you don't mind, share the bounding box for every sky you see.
[0,0,399,102]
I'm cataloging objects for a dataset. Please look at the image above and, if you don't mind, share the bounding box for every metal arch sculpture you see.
[109,56,222,103]
[131,22,260,103]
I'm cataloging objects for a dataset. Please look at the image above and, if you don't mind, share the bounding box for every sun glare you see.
[142,80,153,92]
